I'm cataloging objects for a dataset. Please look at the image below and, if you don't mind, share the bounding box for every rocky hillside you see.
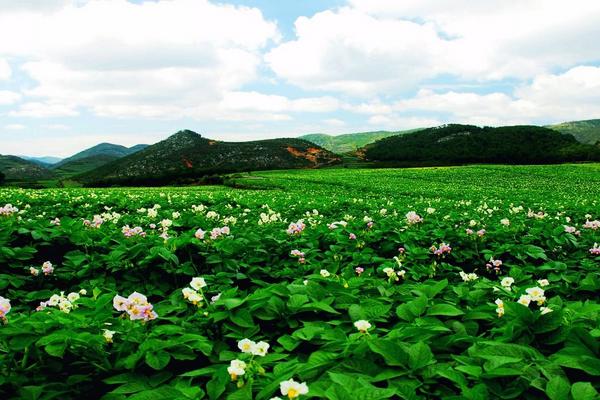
[78,130,341,186]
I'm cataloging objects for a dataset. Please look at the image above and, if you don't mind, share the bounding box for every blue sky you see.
[0,0,599,157]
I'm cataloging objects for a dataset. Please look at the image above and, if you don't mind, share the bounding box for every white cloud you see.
[42,123,70,130]
[0,58,10,80]
[266,8,447,96]
[0,90,20,105]
[390,66,600,125]
[9,102,79,118]
[4,123,26,130]
[0,0,279,119]
[267,1,600,95]
[219,91,340,114]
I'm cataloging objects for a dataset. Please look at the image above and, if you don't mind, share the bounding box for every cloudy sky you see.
[1,0,599,157]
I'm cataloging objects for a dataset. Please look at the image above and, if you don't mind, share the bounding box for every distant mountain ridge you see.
[362,124,600,165]
[21,156,62,166]
[300,129,421,153]
[78,130,340,186]
[547,119,600,145]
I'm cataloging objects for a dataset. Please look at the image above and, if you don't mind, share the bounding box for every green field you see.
[1,164,599,400]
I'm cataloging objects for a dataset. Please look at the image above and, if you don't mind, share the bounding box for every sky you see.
[1,0,599,157]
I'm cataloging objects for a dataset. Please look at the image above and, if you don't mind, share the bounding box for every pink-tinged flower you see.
[348,233,356,240]
[465,228,474,235]
[0,204,18,216]
[220,226,230,235]
[0,296,11,321]
[405,211,423,225]
[355,267,364,275]
[122,225,145,238]
[583,219,600,230]
[590,243,600,256]
[42,261,54,275]
[113,292,158,322]
[290,249,304,257]
[431,243,451,257]
[366,221,374,229]
[287,220,306,235]
[397,247,405,254]
[477,229,486,237]
[195,228,205,240]
[149,223,156,229]
[30,267,39,276]
[563,225,581,236]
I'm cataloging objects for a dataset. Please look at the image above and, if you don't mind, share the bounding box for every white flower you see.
[319,269,330,278]
[459,271,478,282]
[353,320,371,333]
[30,267,39,276]
[500,277,514,289]
[540,306,553,315]
[190,277,207,290]
[253,341,270,357]
[525,287,546,304]
[79,289,87,295]
[67,292,80,302]
[537,279,549,287]
[517,294,532,307]
[426,207,436,214]
[103,329,115,343]
[238,338,256,354]
[500,218,510,226]
[405,211,423,225]
[194,228,205,240]
[495,299,505,317]
[280,379,309,399]
[227,359,247,380]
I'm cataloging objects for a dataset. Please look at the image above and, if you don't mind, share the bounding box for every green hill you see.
[0,155,55,181]
[547,119,600,145]
[300,129,421,153]
[52,142,148,177]
[362,124,600,165]
[53,142,148,169]
[78,130,341,186]
[53,154,123,177]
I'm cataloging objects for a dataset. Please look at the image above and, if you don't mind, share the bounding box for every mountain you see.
[0,155,56,181]
[21,156,62,166]
[547,119,600,145]
[300,129,421,153]
[361,124,600,165]
[78,130,341,186]
[52,142,148,176]
[53,142,148,168]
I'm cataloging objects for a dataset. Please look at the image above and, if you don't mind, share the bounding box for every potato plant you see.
[0,165,599,400]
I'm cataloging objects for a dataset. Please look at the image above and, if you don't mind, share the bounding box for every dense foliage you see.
[78,131,340,186]
[1,164,599,400]
[363,124,600,165]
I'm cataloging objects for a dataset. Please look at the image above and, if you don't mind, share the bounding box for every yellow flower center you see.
[287,388,299,399]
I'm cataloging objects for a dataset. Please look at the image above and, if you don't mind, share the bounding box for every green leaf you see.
[571,382,598,400]
[145,351,171,370]
[207,368,230,400]
[427,303,464,316]
[546,376,571,400]
[407,342,434,370]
